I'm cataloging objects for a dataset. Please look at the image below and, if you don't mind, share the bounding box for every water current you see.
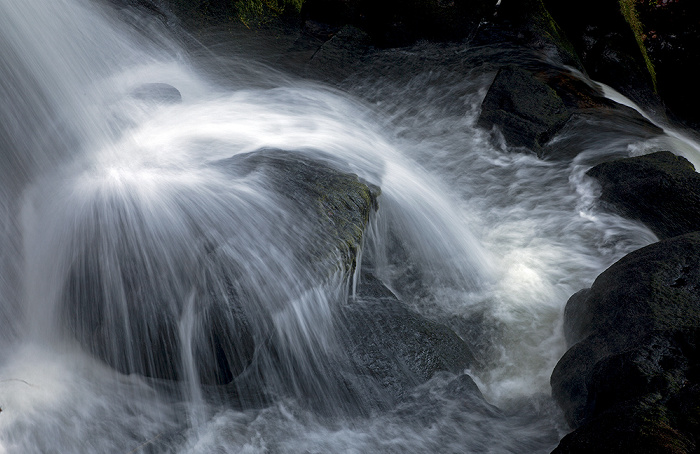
[1,0,697,452]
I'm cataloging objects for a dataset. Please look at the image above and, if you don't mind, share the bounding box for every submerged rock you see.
[227,271,478,413]
[587,151,700,240]
[130,82,182,104]
[340,273,475,402]
[551,233,700,451]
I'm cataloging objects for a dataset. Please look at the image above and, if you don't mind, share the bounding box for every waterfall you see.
[0,0,680,452]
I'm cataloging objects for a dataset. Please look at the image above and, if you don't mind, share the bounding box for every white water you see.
[601,82,700,169]
[0,0,688,452]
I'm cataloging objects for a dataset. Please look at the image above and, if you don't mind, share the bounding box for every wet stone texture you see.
[552,233,700,453]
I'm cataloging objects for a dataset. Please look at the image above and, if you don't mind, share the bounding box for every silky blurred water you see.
[1,0,692,452]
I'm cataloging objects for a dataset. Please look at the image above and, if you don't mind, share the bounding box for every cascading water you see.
[1,0,692,452]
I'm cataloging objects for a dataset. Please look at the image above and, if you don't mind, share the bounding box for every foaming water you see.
[0,344,183,453]
[335,61,659,405]
[0,0,680,452]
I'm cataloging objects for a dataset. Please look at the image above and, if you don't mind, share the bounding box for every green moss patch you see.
[619,0,657,91]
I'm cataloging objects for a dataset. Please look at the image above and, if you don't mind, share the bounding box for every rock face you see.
[541,0,700,127]
[587,151,700,240]
[157,0,698,128]
[551,233,700,452]
[636,0,700,129]
[542,0,660,112]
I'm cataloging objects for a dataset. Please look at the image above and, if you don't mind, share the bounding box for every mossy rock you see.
[541,0,661,111]
[216,148,379,274]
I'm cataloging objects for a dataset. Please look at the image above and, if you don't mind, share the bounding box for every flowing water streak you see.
[600,82,700,168]
[0,0,182,345]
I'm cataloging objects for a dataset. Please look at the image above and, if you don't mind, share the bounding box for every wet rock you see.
[130,82,182,104]
[587,151,700,239]
[225,272,477,413]
[477,65,572,153]
[477,64,663,159]
[62,149,379,387]
[551,233,700,451]
[216,149,380,274]
[340,273,475,401]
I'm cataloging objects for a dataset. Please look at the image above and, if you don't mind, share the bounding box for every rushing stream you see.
[1,0,696,452]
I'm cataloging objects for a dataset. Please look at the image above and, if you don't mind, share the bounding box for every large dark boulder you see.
[477,65,662,158]
[587,151,700,240]
[551,233,700,452]
[62,149,379,386]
